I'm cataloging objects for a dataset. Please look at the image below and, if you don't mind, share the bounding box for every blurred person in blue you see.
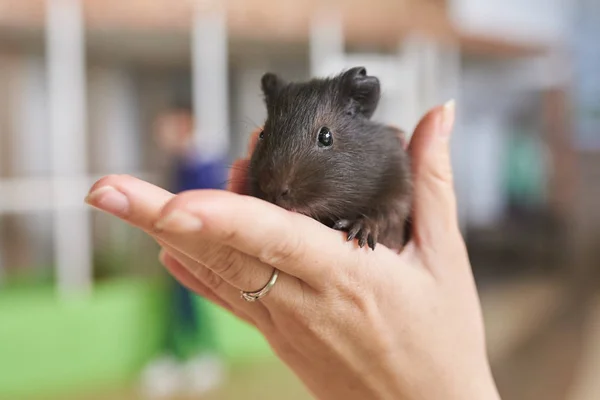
[140,100,226,398]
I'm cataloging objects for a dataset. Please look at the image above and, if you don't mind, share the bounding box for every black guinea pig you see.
[248,66,412,251]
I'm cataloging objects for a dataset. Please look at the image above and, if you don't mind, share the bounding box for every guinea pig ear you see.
[261,72,286,105]
[340,66,381,119]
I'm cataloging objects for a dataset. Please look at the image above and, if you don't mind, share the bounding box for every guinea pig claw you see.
[358,231,376,250]
[358,235,368,248]
[367,235,376,250]
[346,223,362,242]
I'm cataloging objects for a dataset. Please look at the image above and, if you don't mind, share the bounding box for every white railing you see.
[0,0,231,297]
[46,0,91,297]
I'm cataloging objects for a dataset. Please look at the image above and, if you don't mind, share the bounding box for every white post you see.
[396,36,422,135]
[46,0,92,296]
[439,43,468,235]
[419,38,442,111]
[88,67,140,252]
[191,4,229,162]
[89,67,140,174]
[231,60,268,158]
[0,54,8,280]
[0,58,3,281]
[12,56,54,268]
[309,7,344,77]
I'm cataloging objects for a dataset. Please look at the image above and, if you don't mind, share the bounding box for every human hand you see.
[85,101,500,400]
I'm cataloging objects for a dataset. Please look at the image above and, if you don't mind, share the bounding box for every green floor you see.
[0,278,278,400]
[54,359,312,400]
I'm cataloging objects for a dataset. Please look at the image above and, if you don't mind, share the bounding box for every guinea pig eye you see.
[317,127,333,147]
[258,130,265,140]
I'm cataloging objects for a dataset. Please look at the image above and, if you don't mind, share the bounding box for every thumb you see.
[407,100,460,248]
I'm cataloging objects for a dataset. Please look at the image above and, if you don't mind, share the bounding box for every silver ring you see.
[240,269,279,302]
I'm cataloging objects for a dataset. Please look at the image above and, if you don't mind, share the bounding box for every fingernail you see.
[154,210,203,232]
[85,186,129,217]
[441,99,456,137]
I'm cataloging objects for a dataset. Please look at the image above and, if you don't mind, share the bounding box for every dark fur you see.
[248,67,412,251]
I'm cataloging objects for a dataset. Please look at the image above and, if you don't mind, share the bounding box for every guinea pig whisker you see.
[236,116,262,132]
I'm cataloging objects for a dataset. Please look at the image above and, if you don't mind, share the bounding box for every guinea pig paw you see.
[333,219,353,230]
[336,218,378,251]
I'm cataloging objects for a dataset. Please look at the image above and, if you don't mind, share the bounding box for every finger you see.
[84,177,265,325]
[86,175,302,309]
[159,247,263,327]
[153,189,380,289]
[155,219,303,311]
[85,176,263,324]
[227,158,250,194]
[85,176,260,322]
[86,174,174,225]
[407,100,460,247]
[159,248,243,319]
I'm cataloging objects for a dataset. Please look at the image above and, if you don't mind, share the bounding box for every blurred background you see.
[0,0,599,399]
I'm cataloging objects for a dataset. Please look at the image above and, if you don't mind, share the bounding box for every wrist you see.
[447,365,501,400]
[389,362,501,400]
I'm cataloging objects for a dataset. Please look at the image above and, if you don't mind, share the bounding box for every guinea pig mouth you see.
[269,190,314,217]
[277,198,333,220]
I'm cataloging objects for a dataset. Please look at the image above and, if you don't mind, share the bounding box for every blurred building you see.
[0,0,598,399]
